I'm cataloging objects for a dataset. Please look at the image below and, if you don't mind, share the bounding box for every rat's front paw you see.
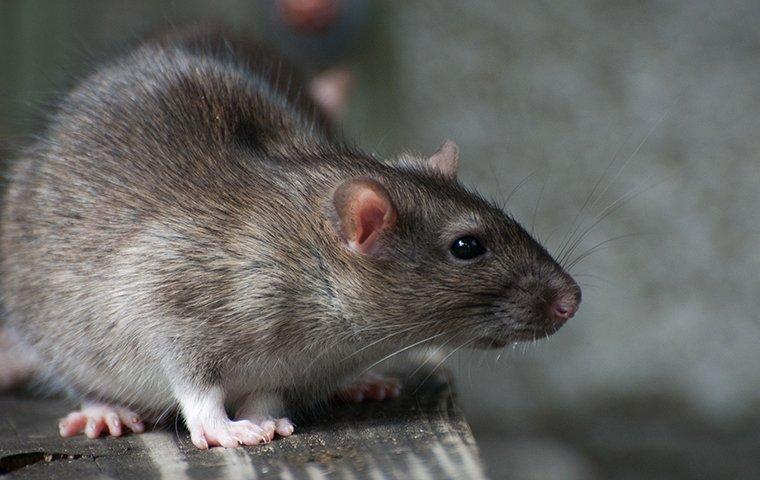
[59,402,145,438]
[188,418,274,449]
[333,372,401,403]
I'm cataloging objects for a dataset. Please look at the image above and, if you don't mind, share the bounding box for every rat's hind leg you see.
[59,402,145,438]
[333,372,401,403]
[234,393,295,442]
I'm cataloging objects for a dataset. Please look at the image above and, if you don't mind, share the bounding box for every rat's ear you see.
[332,178,397,255]
[427,139,459,179]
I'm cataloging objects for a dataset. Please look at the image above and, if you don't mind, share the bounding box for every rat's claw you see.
[59,403,144,438]
[229,420,269,446]
[190,427,209,450]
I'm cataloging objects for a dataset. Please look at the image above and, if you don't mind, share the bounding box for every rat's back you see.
[0,35,334,411]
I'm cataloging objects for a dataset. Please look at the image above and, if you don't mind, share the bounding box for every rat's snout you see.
[473,268,581,346]
[549,290,580,322]
[546,276,582,325]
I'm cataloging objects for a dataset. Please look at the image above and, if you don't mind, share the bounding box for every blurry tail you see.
[0,327,37,390]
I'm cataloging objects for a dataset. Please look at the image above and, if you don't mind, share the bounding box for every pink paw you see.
[333,372,402,403]
[188,417,294,449]
[59,403,145,438]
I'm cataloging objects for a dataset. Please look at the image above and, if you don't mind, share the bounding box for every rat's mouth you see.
[475,323,564,349]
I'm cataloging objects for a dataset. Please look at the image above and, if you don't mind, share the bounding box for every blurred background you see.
[2,1,760,478]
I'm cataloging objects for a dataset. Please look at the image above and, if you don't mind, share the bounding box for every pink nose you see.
[550,296,578,322]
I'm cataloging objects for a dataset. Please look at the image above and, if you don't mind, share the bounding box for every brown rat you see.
[0,33,580,449]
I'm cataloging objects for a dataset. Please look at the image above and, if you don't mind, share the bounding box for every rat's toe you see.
[190,427,210,450]
[215,432,240,448]
[85,417,106,438]
[233,409,294,441]
[118,411,145,433]
[382,377,401,398]
[104,412,123,437]
[59,412,88,437]
[203,425,239,448]
[229,420,268,445]
[334,372,402,403]
[365,385,386,401]
[259,420,277,441]
[237,415,276,442]
[59,403,145,439]
[275,418,295,437]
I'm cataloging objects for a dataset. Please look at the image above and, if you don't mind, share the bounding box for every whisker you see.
[531,173,549,236]
[555,109,670,263]
[554,141,624,262]
[340,323,425,362]
[361,331,449,373]
[413,337,478,394]
[408,333,460,378]
[565,232,649,271]
[558,172,678,266]
[588,109,671,215]
[503,170,537,206]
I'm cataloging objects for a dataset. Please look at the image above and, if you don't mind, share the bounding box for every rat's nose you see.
[548,292,580,322]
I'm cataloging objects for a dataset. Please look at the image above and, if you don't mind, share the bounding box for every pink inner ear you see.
[355,191,389,250]
[333,178,397,255]
[356,196,387,245]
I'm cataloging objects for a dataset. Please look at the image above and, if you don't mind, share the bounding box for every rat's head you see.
[329,140,580,349]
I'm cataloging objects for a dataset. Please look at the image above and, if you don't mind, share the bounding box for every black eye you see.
[450,236,487,260]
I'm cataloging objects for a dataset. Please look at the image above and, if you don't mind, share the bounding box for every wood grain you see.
[0,373,489,479]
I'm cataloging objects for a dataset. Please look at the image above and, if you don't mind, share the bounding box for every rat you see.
[0,32,580,449]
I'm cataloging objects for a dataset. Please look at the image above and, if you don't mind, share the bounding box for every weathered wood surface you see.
[0,373,489,479]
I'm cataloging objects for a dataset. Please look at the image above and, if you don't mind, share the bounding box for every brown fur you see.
[0,34,579,423]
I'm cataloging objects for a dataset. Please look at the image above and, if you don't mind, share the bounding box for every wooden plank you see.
[0,372,489,479]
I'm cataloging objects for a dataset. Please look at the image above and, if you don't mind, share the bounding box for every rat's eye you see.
[450,236,487,260]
